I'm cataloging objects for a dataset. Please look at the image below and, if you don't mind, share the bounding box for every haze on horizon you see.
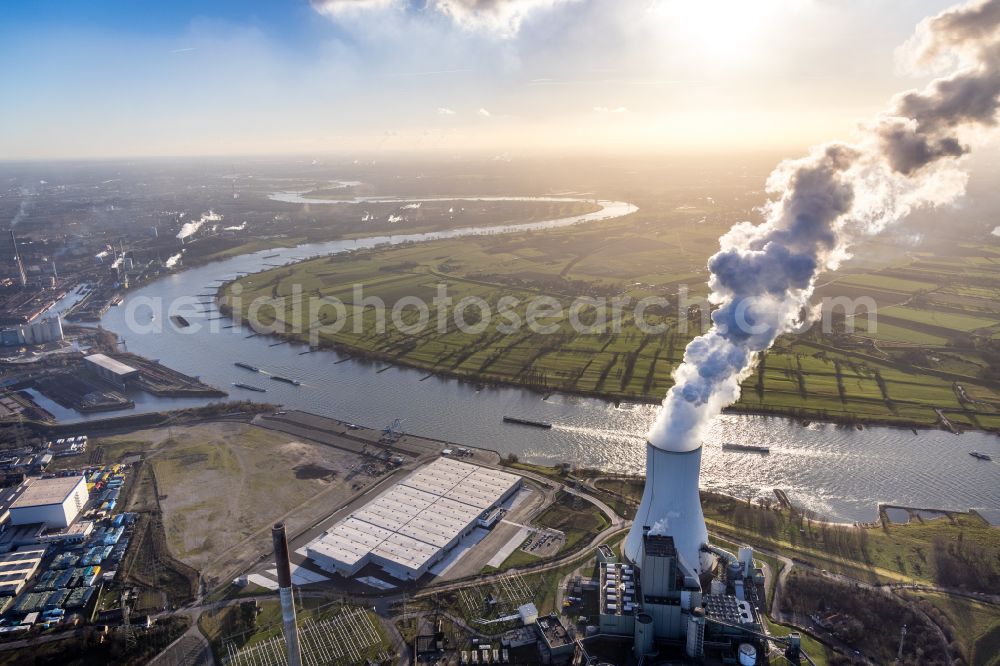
[4,0,995,161]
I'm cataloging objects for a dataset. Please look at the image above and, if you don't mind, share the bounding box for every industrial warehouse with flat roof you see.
[82,353,139,388]
[302,458,521,580]
[9,476,88,529]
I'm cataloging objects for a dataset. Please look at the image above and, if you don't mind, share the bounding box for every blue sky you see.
[0,0,966,159]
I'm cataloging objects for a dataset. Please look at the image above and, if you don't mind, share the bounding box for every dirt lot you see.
[97,421,385,586]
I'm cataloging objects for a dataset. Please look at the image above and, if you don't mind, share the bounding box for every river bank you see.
[79,195,1000,524]
[212,289,976,436]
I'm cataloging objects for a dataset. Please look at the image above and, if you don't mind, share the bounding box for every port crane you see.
[381,418,404,443]
[379,419,403,444]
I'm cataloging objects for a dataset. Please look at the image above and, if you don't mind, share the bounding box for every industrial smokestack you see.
[272,522,303,666]
[10,231,27,288]
[630,0,1000,573]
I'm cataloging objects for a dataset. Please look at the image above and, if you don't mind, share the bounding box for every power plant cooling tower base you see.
[624,442,711,574]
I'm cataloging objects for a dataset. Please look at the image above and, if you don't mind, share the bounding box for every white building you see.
[9,476,88,528]
[83,353,139,389]
[0,548,46,596]
[303,458,521,580]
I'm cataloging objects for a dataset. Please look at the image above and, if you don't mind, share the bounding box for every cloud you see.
[594,106,629,113]
[311,0,574,36]
[478,107,492,117]
[431,0,575,36]
[310,0,398,16]
[384,68,473,77]
[437,107,457,115]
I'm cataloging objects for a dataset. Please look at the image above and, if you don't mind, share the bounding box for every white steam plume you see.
[9,189,33,227]
[176,210,223,241]
[649,0,1000,453]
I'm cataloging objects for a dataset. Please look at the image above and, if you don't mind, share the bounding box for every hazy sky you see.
[0,0,965,159]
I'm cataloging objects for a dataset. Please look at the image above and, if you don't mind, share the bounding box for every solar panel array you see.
[223,606,388,666]
[304,458,521,578]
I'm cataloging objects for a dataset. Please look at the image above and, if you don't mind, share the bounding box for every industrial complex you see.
[587,531,770,662]
[6,6,1000,657]
[302,457,522,581]
[577,437,785,662]
[0,405,965,664]
[0,456,135,628]
[0,314,63,348]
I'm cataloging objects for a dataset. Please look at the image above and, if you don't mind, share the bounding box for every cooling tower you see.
[623,442,711,574]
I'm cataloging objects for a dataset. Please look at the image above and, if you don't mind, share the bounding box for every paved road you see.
[376,613,409,666]
[0,627,87,653]
[413,525,630,599]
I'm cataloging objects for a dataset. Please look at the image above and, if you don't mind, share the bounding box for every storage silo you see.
[47,316,63,342]
[739,643,758,666]
[633,613,654,657]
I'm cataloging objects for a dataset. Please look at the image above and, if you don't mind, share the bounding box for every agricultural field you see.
[223,192,1000,430]
[196,198,601,264]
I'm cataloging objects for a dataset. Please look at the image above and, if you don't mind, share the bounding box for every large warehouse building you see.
[83,353,139,389]
[303,458,521,581]
[9,476,88,529]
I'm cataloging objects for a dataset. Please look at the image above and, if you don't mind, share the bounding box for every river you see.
[56,195,998,524]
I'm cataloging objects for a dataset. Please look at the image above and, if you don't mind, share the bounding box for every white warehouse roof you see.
[84,353,138,377]
[10,476,86,508]
[304,458,521,579]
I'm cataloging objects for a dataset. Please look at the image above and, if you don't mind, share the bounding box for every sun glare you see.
[650,0,774,66]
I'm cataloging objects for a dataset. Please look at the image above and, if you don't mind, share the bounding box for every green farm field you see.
[222,196,1000,430]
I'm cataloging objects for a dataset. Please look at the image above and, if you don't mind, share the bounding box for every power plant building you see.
[9,476,88,529]
[592,532,768,661]
[303,458,521,580]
